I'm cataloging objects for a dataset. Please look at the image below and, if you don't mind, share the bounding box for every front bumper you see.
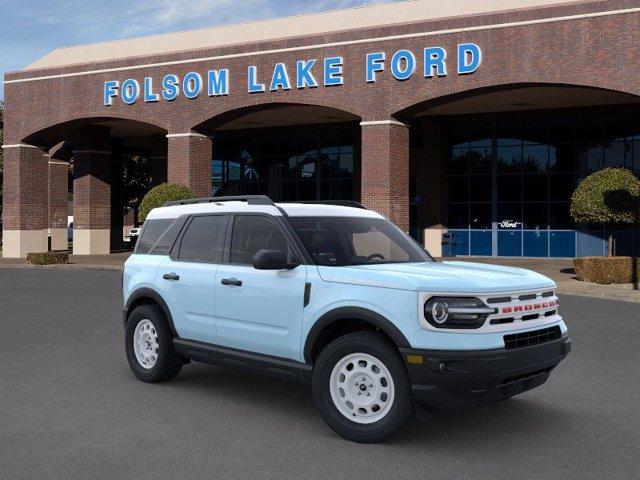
[400,334,571,415]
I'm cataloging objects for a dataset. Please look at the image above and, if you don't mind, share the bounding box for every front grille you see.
[504,326,562,350]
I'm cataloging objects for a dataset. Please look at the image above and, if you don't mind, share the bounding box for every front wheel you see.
[312,331,414,443]
[125,304,182,383]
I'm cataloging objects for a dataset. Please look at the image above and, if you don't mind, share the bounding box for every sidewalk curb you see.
[556,286,640,303]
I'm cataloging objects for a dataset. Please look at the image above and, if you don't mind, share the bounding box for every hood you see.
[317,261,556,293]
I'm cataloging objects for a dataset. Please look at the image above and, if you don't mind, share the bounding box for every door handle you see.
[221,278,243,287]
[163,273,180,281]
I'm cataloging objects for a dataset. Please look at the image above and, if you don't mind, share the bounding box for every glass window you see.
[470,203,492,229]
[289,216,432,266]
[470,175,492,202]
[497,146,522,173]
[523,144,548,173]
[604,140,632,168]
[549,174,575,201]
[447,176,469,202]
[523,174,548,202]
[230,215,290,265]
[178,216,227,263]
[549,144,575,172]
[549,203,573,229]
[448,204,469,229]
[577,143,603,174]
[498,203,522,230]
[498,175,521,202]
[523,203,548,229]
[470,147,492,174]
[136,219,174,255]
[450,148,469,174]
[150,218,187,255]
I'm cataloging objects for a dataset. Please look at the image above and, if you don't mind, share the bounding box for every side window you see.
[136,219,174,254]
[178,215,227,263]
[149,217,187,255]
[229,215,290,265]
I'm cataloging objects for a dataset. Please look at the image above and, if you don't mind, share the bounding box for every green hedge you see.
[574,256,640,284]
[27,251,69,265]
[570,168,640,224]
[139,183,194,222]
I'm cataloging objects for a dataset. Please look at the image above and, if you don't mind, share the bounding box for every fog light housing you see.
[424,297,494,329]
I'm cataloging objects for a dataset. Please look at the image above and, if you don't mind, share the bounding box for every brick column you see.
[150,134,168,186]
[360,120,410,232]
[167,132,212,197]
[71,127,112,255]
[48,150,70,251]
[1,144,49,258]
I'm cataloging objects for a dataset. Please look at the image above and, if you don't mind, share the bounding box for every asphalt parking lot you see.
[1,268,639,480]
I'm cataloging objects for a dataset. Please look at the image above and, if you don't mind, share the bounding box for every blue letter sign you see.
[103,44,483,105]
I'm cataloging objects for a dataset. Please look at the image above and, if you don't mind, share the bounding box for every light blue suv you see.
[123,195,570,443]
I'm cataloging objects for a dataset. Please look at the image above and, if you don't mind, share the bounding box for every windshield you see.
[288,216,433,266]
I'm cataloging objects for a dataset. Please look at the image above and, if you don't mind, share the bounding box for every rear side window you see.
[136,219,174,254]
[178,215,227,263]
[229,215,290,264]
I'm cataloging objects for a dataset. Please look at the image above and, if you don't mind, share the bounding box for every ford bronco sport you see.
[123,195,570,443]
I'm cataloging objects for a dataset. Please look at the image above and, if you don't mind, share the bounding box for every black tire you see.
[312,331,414,443]
[125,303,182,383]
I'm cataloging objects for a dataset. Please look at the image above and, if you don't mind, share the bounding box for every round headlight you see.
[424,296,492,329]
[431,300,449,324]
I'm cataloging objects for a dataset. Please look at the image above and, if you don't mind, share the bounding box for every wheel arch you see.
[304,307,411,364]
[124,288,178,338]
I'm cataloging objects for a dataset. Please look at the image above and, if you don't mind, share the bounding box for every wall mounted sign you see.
[103,43,482,106]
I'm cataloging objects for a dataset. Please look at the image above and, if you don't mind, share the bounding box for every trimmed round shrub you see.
[570,168,640,224]
[574,256,640,284]
[139,183,194,222]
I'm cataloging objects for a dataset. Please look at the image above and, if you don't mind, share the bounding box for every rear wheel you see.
[312,331,414,443]
[125,304,182,382]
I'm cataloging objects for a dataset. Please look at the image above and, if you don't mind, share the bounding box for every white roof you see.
[26,0,583,70]
[146,201,383,220]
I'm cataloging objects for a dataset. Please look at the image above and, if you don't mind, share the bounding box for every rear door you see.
[159,214,229,344]
[214,214,307,360]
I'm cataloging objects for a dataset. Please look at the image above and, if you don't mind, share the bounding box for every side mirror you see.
[252,249,297,270]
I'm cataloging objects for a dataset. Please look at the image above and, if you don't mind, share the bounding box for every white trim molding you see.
[48,160,70,166]
[1,143,43,150]
[360,120,408,127]
[166,132,212,139]
[4,7,640,85]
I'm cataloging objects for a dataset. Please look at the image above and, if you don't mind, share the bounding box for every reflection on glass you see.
[497,145,522,173]
[211,127,356,200]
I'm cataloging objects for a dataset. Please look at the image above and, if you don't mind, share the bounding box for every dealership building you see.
[3,0,640,258]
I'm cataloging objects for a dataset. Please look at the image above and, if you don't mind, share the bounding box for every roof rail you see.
[291,200,367,209]
[163,195,276,207]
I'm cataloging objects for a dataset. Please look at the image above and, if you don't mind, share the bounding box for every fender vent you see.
[504,326,561,350]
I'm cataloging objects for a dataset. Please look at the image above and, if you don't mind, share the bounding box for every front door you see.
[215,214,307,360]
[159,214,229,344]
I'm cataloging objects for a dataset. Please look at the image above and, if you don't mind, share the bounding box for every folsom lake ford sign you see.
[103,43,482,106]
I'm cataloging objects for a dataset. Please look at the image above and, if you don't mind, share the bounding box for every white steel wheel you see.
[329,352,395,424]
[133,319,159,369]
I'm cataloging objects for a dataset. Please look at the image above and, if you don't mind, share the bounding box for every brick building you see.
[3,0,640,258]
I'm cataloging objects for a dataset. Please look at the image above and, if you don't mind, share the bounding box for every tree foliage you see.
[570,168,640,224]
[138,183,194,222]
[121,153,152,216]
